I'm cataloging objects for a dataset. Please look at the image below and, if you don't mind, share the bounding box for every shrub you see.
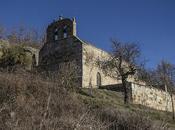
[0,45,33,70]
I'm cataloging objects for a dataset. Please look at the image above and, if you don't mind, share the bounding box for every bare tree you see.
[156,60,175,120]
[98,40,141,104]
[137,66,161,87]
[7,25,42,48]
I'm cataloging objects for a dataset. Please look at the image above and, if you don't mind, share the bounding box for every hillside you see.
[0,70,174,130]
[78,88,175,129]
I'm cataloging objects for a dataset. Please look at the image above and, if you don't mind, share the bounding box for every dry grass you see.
[0,69,170,130]
[0,70,107,130]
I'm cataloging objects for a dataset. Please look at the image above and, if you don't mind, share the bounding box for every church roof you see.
[74,36,111,55]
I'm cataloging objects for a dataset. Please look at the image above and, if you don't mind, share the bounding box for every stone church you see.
[39,17,119,88]
[39,17,175,112]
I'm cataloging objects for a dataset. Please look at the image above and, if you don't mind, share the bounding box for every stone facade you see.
[46,17,76,43]
[39,17,118,88]
[82,43,119,88]
[39,17,175,112]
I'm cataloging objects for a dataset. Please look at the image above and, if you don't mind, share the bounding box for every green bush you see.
[0,45,32,69]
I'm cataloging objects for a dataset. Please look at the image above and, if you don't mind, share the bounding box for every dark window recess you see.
[97,72,102,87]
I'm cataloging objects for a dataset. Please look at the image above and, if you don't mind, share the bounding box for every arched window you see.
[54,28,58,41]
[97,72,101,87]
[63,25,68,38]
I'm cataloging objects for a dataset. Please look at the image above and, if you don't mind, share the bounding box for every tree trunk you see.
[122,77,129,104]
[170,93,175,120]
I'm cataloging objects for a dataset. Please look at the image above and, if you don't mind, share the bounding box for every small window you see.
[63,25,68,38]
[54,28,58,41]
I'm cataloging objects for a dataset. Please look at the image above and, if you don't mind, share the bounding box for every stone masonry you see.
[39,17,118,88]
[131,82,175,112]
[39,17,175,112]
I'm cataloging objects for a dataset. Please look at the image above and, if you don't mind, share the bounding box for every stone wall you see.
[82,43,120,88]
[39,36,83,86]
[39,37,82,69]
[23,46,39,69]
[46,18,76,43]
[131,82,175,112]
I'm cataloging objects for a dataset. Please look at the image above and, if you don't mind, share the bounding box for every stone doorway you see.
[97,72,101,87]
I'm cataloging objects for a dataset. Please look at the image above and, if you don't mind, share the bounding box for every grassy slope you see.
[77,88,175,129]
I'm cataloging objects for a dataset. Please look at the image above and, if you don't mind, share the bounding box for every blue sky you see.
[0,0,175,68]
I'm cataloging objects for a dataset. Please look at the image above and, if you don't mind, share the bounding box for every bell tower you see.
[46,16,77,43]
